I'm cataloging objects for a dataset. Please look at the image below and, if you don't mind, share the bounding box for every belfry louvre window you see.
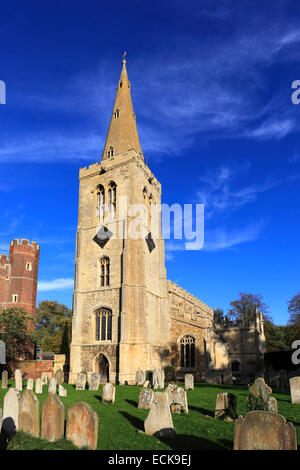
[114,109,119,119]
[95,308,112,341]
[100,256,110,287]
[96,185,105,220]
[107,147,114,158]
[180,336,195,368]
[108,182,117,219]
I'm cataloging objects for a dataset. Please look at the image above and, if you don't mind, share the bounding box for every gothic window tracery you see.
[180,335,195,368]
[100,256,110,287]
[95,307,112,341]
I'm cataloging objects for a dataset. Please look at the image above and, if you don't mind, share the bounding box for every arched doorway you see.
[97,354,109,383]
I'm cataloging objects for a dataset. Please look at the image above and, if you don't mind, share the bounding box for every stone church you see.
[69,57,265,385]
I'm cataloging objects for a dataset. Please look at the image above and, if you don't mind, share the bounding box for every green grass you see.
[0,381,299,450]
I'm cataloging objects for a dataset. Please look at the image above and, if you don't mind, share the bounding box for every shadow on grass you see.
[189,405,214,417]
[120,411,144,431]
[156,433,230,450]
[125,399,137,408]
[0,431,9,450]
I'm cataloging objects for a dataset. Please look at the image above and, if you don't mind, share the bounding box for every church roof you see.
[101,53,144,162]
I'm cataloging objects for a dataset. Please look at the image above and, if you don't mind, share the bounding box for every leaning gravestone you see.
[66,402,98,450]
[41,394,64,442]
[234,411,297,450]
[138,388,154,409]
[102,383,115,403]
[164,365,176,384]
[59,385,67,397]
[136,369,146,386]
[54,369,63,386]
[89,373,100,391]
[166,384,188,414]
[19,390,39,437]
[290,377,300,404]
[48,377,57,395]
[215,392,237,420]
[35,378,42,394]
[76,372,87,390]
[144,392,175,438]
[15,368,22,391]
[2,388,20,435]
[2,370,8,389]
[185,374,194,390]
[153,369,164,389]
[27,378,34,390]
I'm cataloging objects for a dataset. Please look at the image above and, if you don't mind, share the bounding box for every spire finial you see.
[122,51,127,64]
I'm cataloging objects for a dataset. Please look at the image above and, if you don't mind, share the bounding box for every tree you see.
[213,308,225,322]
[34,301,72,355]
[0,307,34,368]
[228,292,271,324]
[288,292,300,326]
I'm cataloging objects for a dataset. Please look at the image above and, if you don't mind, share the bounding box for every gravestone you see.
[215,392,237,420]
[76,372,87,390]
[2,370,8,389]
[138,388,154,409]
[54,369,63,386]
[247,377,272,410]
[48,377,57,395]
[290,377,300,404]
[234,411,297,450]
[268,397,278,413]
[0,340,6,364]
[143,380,150,388]
[35,378,42,394]
[145,370,153,387]
[166,384,188,414]
[27,378,34,390]
[2,388,20,435]
[89,373,100,391]
[164,366,176,383]
[102,383,115,403]
[19,390,39,437]
[135,369,146,386]
[15,368,22,391]
[41,394,64,442]
[66,402,98,450]
[153,369,164,389]
[144,392,175,438]
[185,374,194,390]
[59,385,67,397]
[41,372,48,385]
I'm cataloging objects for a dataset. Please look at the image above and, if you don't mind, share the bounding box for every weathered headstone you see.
[268,397,278,413]
[215,392,237,420]
[290,376,300,404]
[54,369,63,386]
[185,373,194,390]
[35,378,42,394]
[249,378,272,403]
[164,365,176,383]
[153,369,164,389]
[2,370,8,389]
[138,388,154,409]
[166,384,188,414]
[19,390,39,437]
[0,340,6,364]
[76,371,87,390]
[27,378,34,390]
[41,372,48,385]
[89,373,100,391]
[2,388,20,434]
[144,392,175,438]
[41,394,64,442]
[48,377,57,395]
[234,411,297,450]
[143,380,150,388]
[102,383,115,403]
[15,368,22,391]
[136,369,146,386]
[59,385,67,397]
[66,402,98,450]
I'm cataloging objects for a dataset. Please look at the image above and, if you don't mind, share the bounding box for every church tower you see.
[69,55,170,384]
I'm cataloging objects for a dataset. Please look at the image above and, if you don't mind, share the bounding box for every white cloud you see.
[203,223,264,252]
[246,119,295,140]
[38,278,74,292]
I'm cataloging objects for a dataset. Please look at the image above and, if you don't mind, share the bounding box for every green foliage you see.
[229,292,271,324]
[288,292,300,326]
[34,301,72,354]
[0,307,34,367]
[213,308,225,322]
[246,391,269,412]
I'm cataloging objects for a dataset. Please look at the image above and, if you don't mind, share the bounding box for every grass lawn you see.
[0,381,299,450]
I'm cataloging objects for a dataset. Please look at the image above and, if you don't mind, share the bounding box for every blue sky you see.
[0,0,299,324]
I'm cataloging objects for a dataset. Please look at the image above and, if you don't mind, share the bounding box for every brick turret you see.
[0,239,40,323]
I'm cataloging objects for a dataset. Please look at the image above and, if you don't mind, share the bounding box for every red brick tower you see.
[0,239,40,324]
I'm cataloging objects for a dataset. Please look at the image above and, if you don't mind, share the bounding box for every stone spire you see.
[101,53,144,162]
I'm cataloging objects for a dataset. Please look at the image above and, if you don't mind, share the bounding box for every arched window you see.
[95,307,112,341]
[96,185,105,221]
[114,109,120,119]
[108,182,117,219]
[107,147,114,158]
[180,335,195,368]
[100,257,110,287]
